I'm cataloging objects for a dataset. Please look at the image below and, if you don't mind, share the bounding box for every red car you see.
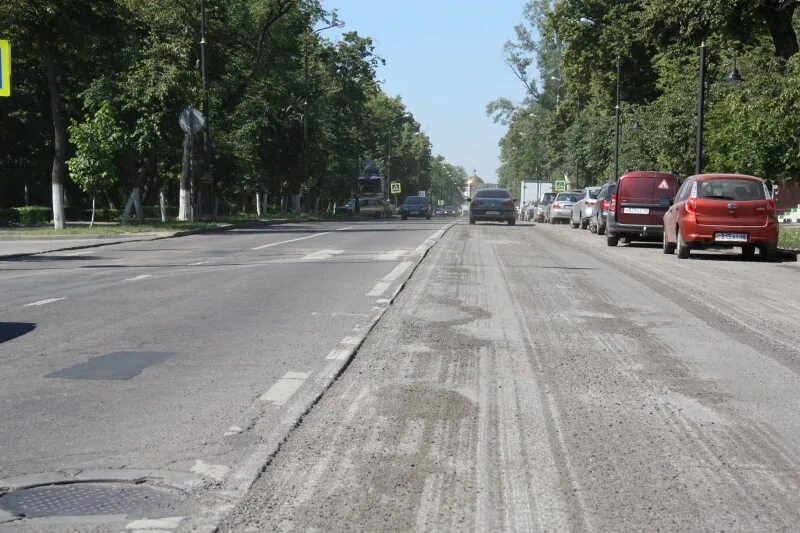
[662,174,778,260]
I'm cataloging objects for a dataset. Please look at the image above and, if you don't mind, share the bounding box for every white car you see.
[570,187,601,229]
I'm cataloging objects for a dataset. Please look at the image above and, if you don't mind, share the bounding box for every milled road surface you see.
[222,220,800,532]
[0,219,453,531]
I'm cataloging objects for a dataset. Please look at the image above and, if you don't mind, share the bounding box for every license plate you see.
[623,207,649,214]
[486,211,500,215]
[410,211,419,215]
[715,232,748,242]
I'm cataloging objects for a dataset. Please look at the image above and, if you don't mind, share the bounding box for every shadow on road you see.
[0,255,105,263]
[0,322,36,344]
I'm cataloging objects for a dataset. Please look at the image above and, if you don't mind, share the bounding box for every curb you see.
[0,219,305,260]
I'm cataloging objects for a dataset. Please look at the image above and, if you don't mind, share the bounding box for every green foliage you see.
[0,206,52,226]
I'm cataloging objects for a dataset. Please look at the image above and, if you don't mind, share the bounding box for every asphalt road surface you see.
[221,220,800,532]
[4,217,800,531]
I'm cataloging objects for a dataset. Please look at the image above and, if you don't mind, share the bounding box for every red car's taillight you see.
[685,199,697,214]
[553,203,561,209]
[502,199,514,206]
[609,195,617,211]
[600,199,609,210]
[766,199,776,215]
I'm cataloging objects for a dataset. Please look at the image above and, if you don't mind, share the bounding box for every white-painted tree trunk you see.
[90,196,96,228]
[255,192,262,216]
[121,187,143,224]
[52,183,65,229]
[178,188,193,221]
[159,190,167,222]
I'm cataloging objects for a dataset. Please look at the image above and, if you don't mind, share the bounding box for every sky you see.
[323,0,529,183]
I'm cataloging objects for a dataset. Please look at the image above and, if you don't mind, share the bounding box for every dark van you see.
[606,171,678,246]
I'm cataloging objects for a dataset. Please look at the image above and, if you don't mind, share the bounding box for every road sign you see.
[390,181,401,194]
[0,40,11,97]
[179,107,205,134]
[438,200,444,206]
[417,191,426,197]
[554,181,567,192]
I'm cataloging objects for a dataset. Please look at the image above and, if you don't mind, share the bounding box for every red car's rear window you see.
[619,176,675,201]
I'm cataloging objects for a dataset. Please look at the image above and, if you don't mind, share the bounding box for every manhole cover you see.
[0,483,187,518]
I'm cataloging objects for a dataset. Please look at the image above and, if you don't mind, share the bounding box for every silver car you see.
[570,186,601,229]
[538,192,557,222]
[549,191,581,224]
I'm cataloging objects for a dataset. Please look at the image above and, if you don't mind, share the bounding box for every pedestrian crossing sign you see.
[390,182,401,194]
[0,40,10,97]
[554,181,567,192]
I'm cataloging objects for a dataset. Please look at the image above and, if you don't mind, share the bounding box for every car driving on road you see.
[662,174,778,260]
[537,192,557,222]
[399,196,432,220]
[469,188,517,225]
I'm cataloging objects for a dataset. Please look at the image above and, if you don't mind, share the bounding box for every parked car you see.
[662,173,778,260]
[338,196,391,218]
[606,171,678,246]
[570,186,601,229]
[399,195,432,220]
[537,192,557,222]
[435,207,445,216]
[443,205,458,216]
[469,188,517,225]
[589,182,616,235]
[548,191,581,224]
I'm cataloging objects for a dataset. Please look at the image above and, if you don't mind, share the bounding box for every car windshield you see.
[587,189,600,199]
[697,179,765,201]
[541,194,556,204]
[556,193,580,202]
[475,189,511,198]
[405,196,426,204]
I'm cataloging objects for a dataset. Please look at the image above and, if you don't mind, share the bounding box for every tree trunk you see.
[255,192,262,215]
[262,193,269,215]
[159,189,167,222]
[45,46,66,230]
[178,133,193,221]
[90,195,96,228]
[760,3,799,61]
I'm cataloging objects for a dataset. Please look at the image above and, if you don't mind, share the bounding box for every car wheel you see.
[570,216,579,228]
[469,217,475,225]
[589,220,597,234]
[662,230,676,255]
[508,218,515,226]
[597,221,606,236]
[550,217,556,225]
[580,218,589,230]
[677,230,691,259]
[607,234,618,247]
[401,215,407,221]
[741,244,756,260]
[760,244,778,262]
[426,215,431,220]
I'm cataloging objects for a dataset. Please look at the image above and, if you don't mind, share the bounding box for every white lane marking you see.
[339,336,361,346]
[326,349,351,361]
[24,298,65,307]
[190,459,230,482]
[224,426,243,436]
[260,371,312,404]
[188,260,210,266]
[66,251,92,256]
[377,249,409,261]
[383,261,413,282]
[375,299,391,304]
[126,516,184,531]
[367,281,391,297]
[302,249,344,261]
[252,232,330,250]
[124,274,152,282]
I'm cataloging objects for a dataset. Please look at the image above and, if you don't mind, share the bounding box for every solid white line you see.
[188,260,210,266]
[260,371,312,404]
[326,349,351,361]
[252,232,330,250]
[367,281,391,297]
[302,249,344,261]
[66,251,92,256]
[383,261,413,282]
[339,336,361,346]
[124,274,152,282]
[24,298,65,307]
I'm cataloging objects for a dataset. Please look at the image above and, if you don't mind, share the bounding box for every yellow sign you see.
[437,200,444,206]
[554,181,567,192]
[0,40,9,97]
[390,181,401,194]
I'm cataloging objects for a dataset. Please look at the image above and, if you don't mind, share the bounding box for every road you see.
[3,217,800,531]
[0,219,453,531]
[221,220,800,532]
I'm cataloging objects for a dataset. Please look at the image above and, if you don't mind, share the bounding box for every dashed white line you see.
[302,249,344,261]
[252,232,331,250]
[260,371,312,405]
[382,261,413,282]
[326,349,351,361]
[24,298,65,307]
[339,336,361,346]
[367,281,391,297]
[124,274,152,282]
[188,260,210,266]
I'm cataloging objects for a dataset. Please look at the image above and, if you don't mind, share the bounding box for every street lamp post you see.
[199,0,212,217]
[387,112,411,206]
[695,42,743,174]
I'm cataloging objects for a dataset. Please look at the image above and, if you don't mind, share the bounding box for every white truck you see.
[519,181,553,220]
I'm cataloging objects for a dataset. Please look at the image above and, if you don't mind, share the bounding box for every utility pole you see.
[614,53,621,182]
[199,0,212,217]
[695,41,706,175]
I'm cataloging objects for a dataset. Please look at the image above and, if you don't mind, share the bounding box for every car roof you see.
[619,171,675,179]
[476,188,510,193]
[688,173,764,182]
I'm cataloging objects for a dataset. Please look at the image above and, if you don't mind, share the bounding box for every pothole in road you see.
[0,482,187,519]
[46,351,174,380]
